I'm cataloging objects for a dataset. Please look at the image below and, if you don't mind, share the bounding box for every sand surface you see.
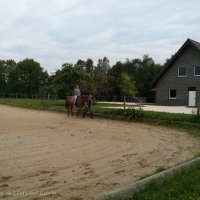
[0,104,199,200]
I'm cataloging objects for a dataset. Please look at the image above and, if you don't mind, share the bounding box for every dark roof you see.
[190,39,200,50]
[152,38,200,86]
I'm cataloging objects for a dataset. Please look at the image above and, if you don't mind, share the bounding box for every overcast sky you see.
[0,0,200,72]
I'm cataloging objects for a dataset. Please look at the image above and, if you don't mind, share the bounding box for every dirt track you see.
[0,104,199,200]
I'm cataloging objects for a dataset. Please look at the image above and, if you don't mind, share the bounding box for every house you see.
[152,38,200,107]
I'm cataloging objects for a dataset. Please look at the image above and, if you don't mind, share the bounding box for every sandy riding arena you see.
[0,105,200,200]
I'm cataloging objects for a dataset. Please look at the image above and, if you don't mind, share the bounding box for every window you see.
[169,89,176,99]
[194,66,200,76]
[178,67,187,77]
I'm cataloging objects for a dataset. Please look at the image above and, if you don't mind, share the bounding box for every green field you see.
[0,98,64,110]
[131,162,200,200]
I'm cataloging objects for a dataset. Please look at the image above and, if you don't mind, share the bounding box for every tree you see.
[120,72,137,97]
[85,58,94,74]
[109,55,163,102]
[0,59,16,93]
[0,60,8,93]
[138,55,162,100]
[49,63,96,97]
[74,60,85,70]
[8,58,48,97]
[94,57,111,99]
[120,72,137,110]
[107,61,123,100]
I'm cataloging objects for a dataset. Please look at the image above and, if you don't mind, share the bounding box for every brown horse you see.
[65,95,92,117]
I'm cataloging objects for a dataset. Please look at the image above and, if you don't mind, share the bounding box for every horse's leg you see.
[77,107,82,118]
[76,108,79,118]
[89,108,93,118]
[80,108,83,118]
[67,107,69,117]
[65,100,69,117]
[83,108,87,118]
[71,106,73,117]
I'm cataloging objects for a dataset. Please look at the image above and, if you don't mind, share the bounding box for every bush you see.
[125,106,144,120]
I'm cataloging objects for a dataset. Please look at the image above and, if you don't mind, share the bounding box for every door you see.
[188,91,196,107]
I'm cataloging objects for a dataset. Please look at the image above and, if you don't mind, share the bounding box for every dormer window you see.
[178,67,187,77]
[194,66,200,76]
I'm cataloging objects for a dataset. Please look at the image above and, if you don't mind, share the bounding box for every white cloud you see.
[0,0,200,72]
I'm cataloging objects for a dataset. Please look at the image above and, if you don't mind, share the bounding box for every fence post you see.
[123,95,126,111]
[9,93,11,102]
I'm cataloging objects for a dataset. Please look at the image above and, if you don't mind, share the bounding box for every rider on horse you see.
[74,84,81,106]
[66,85,92,117]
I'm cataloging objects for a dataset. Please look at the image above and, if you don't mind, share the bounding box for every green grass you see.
[0,98,125,114]
[131,163,200,200]
[0,98,65,110]
[93,102,125,107]
[143,110,200,124]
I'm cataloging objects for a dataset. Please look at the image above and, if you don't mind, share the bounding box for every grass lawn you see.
[131,162,200,200]
[0,98,64,110]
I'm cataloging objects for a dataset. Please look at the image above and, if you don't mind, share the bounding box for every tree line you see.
[0,55,163,102]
